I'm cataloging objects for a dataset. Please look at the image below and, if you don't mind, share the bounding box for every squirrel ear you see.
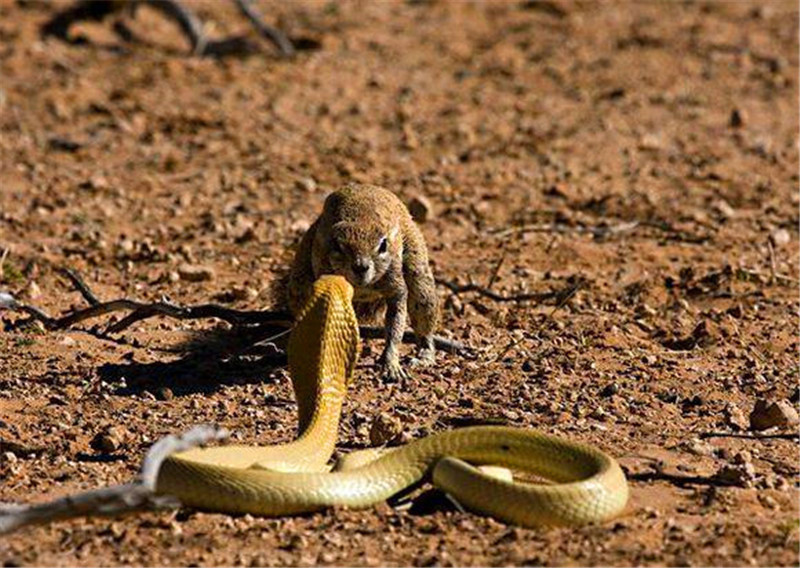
[388,225,400,242]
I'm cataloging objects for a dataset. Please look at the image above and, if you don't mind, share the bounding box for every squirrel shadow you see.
[97,325,290,397]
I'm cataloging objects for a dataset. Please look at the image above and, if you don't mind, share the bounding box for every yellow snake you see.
[155,275,628,527]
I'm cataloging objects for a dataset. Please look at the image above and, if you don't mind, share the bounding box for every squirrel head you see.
[325,221,401,287]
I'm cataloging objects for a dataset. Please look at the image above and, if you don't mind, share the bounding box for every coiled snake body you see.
[156,275,628,526]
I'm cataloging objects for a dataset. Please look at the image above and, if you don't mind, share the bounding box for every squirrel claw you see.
[380,358,409,385]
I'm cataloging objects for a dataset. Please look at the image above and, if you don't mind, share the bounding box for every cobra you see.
[156,275,629,527]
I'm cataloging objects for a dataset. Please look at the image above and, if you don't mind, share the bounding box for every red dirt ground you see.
[0,1,798,566]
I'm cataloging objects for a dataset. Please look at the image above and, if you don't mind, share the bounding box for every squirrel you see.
[286,183,440,383]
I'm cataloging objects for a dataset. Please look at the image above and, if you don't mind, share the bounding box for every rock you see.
[0,451,18,465]
[638,133,662,151]
[401,123,419,150]
[156,387,174,401]
[714,465,755,487]
[600,383,619,397]
[234,286,258,301]
[177,263,215,283]
[295,177,317,192]
[25,280,42,300]
[769,228,791,248]
[444,294,463,315]
[732,450,752,466]
[729,108,746,128]
[589,406,608,421]
[59,335,76,347]
[90,426,128,453]
[118,238,135,254]
[290,219,310,234]
[724,403,749,431]
[280,534,306,551]
[407,195,433,224]
[235,227,257,244]
[214,286,258,303]
[369,412,402,446]
[680,438,714,457]
[714,451,756,487]
[712,199,736,220]
[749,399,799,431]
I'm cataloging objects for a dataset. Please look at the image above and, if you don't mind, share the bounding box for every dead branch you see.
[0,425,227,534]
[625,470,743,488]
[440,275,586,305]
[698,431,798,441]
[492,277,585,361]
[489,220,640,239]
[142,0,207,55]
[1,269,469,355]
[736,267,798,286]
[360,327,469,355]
[489,219,712,244]
[61,268,100,305]
[234,0,295,57]
[485,242,509,291]
[440,281,557,303]
[41,0,294,58]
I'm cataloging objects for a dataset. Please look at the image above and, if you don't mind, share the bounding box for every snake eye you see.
[377,236,388,255]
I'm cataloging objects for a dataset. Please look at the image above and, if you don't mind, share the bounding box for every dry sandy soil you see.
[0,1,798,566]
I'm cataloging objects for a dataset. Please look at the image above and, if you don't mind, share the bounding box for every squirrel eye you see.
[331,240,343,254]
[377,237,388,254]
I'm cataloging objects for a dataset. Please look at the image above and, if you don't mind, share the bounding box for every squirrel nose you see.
[352,261,370,275]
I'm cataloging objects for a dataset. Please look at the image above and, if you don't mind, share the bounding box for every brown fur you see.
[286,183,440,382]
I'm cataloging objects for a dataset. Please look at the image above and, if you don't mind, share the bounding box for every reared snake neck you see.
[156,275,629,526]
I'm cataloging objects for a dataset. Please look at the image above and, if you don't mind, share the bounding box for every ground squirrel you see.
[287,183,440,382]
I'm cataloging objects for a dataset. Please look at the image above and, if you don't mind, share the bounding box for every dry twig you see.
[1,269,468,355]
[233,0,295,56]
[41,0,295,57]
[440,281,559,304]
[698,431,798,441]
[489,220,640,239]
[489,219,712,244]
[0,425,227,534]
[492,277,586,362]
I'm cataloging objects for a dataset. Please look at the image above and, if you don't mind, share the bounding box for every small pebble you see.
[725,403,749,431]
[25,281,42,300]
[681,438,714,457]
[369,412,402,446]
[770,228,791,248]
[638,133,662,151]
[290,219,310,234]
[90,425,128,453]
[295,177,317,192]
[177,263,215,283]
[713,199,736,219]
[156,387,174,401]
[407,195,433,224]
[714,462,755,488]
[729,108,746,128]
[600,383,619,397]
[749,399,799,430]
